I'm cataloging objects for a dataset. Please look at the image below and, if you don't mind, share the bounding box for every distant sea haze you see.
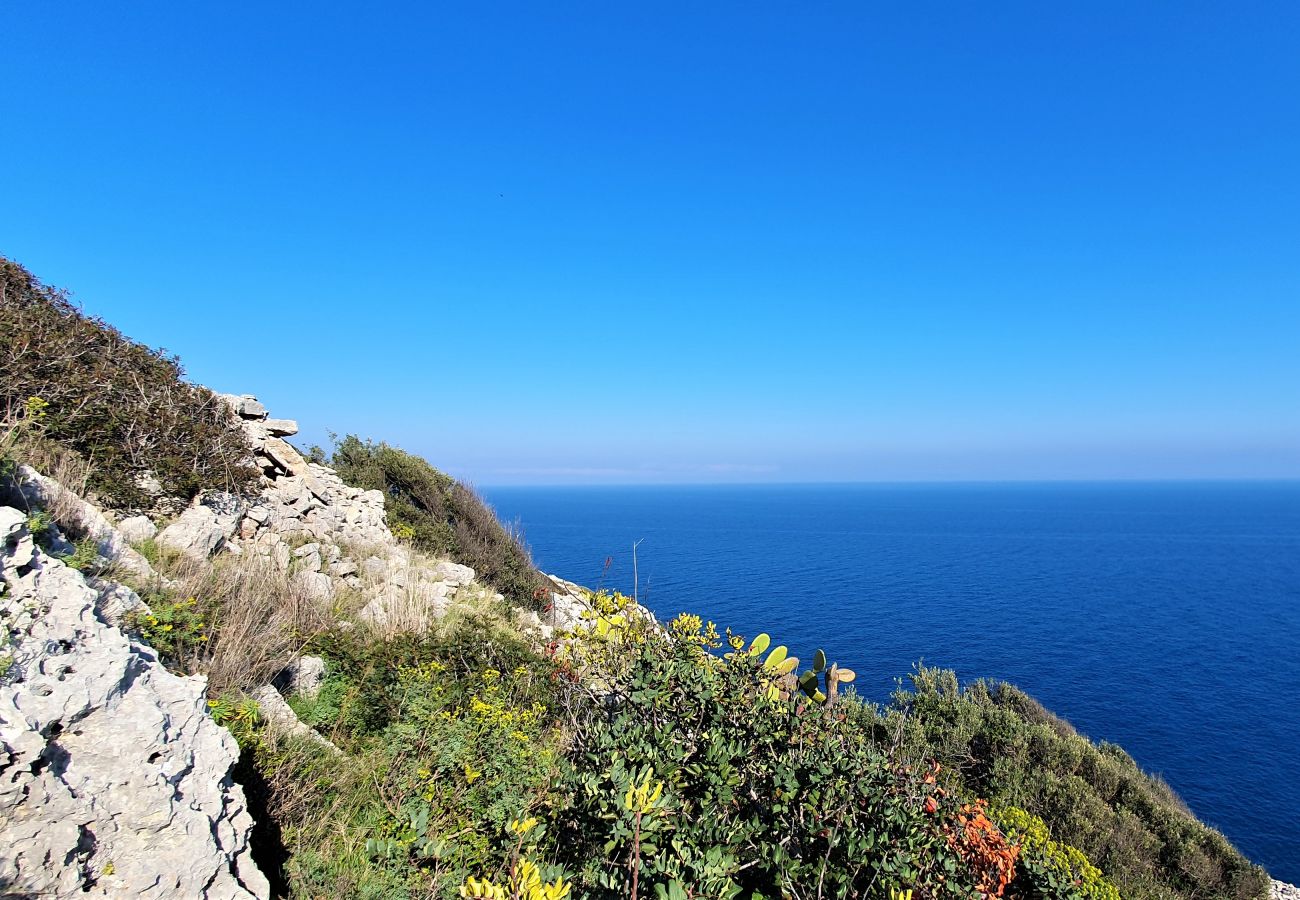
[485,481,1300,882]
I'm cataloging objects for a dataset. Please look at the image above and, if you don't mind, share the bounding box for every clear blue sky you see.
[3,2,1297,484]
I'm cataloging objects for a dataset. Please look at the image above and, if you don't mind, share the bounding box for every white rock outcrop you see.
[157,491,245,559]
[1273,881,1300,900]
[0,508,268,898]
[12,465,157,580]
[116,514,158,544]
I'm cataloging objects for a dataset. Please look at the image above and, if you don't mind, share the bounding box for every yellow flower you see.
[508,816,539,837]
[460,876,507,899]
[623,770,664,815]
[463,763,482,784]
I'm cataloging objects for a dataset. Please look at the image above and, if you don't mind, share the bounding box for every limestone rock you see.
[236,396,267,419]
[13,465,156,579]
[263,418,299,437]
[157,492,245,559]
[275,655,327,698]
[117,514,158,544]
[329,558,358,578]
[261,438,307,478]
[249,685,339,753]
[430,560,475,588]
[0,507,268,898]
[88,577,149,626]
[294,570,334,603]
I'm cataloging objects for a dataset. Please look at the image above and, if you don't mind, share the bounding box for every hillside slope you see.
[0,257,1282,900]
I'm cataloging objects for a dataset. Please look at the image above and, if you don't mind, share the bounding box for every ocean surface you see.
[484,482,1300,882]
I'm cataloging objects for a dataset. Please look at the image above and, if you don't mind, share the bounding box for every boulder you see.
[157,492,245,559]
[263,418,299,437]
[260,439,307,478]
[235,396,267,419]
[430,560,475,588]
[329,558,358,578]
[294,570,334,603]
[117,515,158,544]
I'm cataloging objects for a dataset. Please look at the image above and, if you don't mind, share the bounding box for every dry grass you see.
[154,549,333,695]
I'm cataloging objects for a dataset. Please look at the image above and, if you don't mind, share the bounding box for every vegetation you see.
[0,258,1269,899]
[216,586,1266,900]
[0,257,257,508]
[327,435,547,604]
[891,668,1268,900]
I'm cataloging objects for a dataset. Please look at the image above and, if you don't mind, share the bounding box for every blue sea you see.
[485,482,1300,882]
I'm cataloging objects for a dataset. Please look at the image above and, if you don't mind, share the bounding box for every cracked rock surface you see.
[0,508,268,898]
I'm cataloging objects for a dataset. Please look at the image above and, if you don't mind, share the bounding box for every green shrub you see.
[0,257,257,508]
[996,805,1119,900]
[551,632,992,900]
[253,616,565,899]
[328,435,546,604]
[894,666,1269,900]
[125,594,214,664]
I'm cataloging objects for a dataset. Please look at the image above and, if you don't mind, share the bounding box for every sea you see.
[484,482,1300,882]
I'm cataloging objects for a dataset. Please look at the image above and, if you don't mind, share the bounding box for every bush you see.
[328,435,546,604]
[892,666,1269,900]
[0,257,257,508]
[550,630,1005,900]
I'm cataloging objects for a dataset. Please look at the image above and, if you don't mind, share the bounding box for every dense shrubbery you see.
[234,597,1124,900]
[328,435,546,604]
[890,667,1268,900]
[232,594,1266,900]
[551,623,1001,899]
[0,257,257,508]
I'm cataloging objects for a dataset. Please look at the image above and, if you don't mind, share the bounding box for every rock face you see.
[0,508,269,898]
[13,465,157,580]
[1273,881,1300,900]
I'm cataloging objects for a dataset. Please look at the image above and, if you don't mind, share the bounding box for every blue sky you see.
[3,2,1297,484]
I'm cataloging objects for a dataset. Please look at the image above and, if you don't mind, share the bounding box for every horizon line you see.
[473,476,1300,489]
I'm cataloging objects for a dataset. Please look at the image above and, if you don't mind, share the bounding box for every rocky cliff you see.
[0,393,604,897]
